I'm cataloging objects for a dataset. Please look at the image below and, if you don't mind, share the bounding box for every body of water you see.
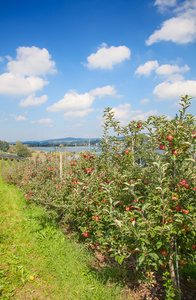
[29,145,101,153]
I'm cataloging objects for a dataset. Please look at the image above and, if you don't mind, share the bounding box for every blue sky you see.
[0,0,196,142]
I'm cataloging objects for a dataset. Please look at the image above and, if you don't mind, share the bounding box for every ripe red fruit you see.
[172,149,178,155]
[167,134,174,141]
[130,218,135,222]
[83,152,87,157]
[106,179,111,183]
[180,179,186,186]
[95,217,99,221]
[192,244,196,250]
[159,144,165,150]
[184,183,190,189]
[175,205,181,212]
[103,199,106,203]
[125,149,129,153]
[83,233,88,237]
[137,123,142,128]
[160,250,167,257]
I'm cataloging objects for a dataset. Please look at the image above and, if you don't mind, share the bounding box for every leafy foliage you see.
[0,140,9,152]
[15,141,32,157]
[2,95,196,299]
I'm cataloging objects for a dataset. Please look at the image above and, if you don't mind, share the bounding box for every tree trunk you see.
[169,235,180,298]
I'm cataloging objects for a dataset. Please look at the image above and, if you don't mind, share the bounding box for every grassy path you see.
[0,162,122,300]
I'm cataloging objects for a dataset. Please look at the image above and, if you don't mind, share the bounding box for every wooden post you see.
[60,152,62,179]
[64,151,66,167]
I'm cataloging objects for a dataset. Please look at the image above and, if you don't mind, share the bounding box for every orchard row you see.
[2,95,196,296]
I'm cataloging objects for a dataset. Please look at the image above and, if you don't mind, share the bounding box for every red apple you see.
[83,233,88,237]
[160,250,167,257]
[137,123,142,128]
[192,244,196,250]
[175,205,181,212]
[159,144,165,150]
[167,134,174,141]
[172,149,178,155]
[184,183,190,189]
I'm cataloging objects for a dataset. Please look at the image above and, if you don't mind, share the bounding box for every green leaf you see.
[138,255,145,265]
[149,252,159,261]
[156,240,162,249]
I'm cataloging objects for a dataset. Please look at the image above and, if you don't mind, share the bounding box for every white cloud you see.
[111,103,158,124]
[47,91,94,112]
[112,104,133,122]
[0,118,8,123]
[133,110,158,120]
[146,1,196,45]
[31,118,53,124]
[135,61,190,82]
[7,46,56,76]
[154,0,177,10]
[0,57,3,62]
[0,73,48,95]
[10,114,27,121]
[155,64,190,75]
[167,74,185,82]
[146,16,196,45]
[47,85,119,118]
[140,98,150,105]
[19,94,48,107]
[0,46,56,96]
[135,60,159,76]
[90,85,119,98]
[64,109,94,119]
[85,44,131,69]
[153,80,196,99]
[154,0,176,6]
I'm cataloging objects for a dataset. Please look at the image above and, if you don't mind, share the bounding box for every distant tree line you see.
[0,140,9,152]
[0,140,32,158]
[15,141,32,157]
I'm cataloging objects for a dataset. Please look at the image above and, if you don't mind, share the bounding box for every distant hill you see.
[21,137,102,147]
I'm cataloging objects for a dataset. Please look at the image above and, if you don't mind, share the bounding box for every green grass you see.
[0,162,123,300]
